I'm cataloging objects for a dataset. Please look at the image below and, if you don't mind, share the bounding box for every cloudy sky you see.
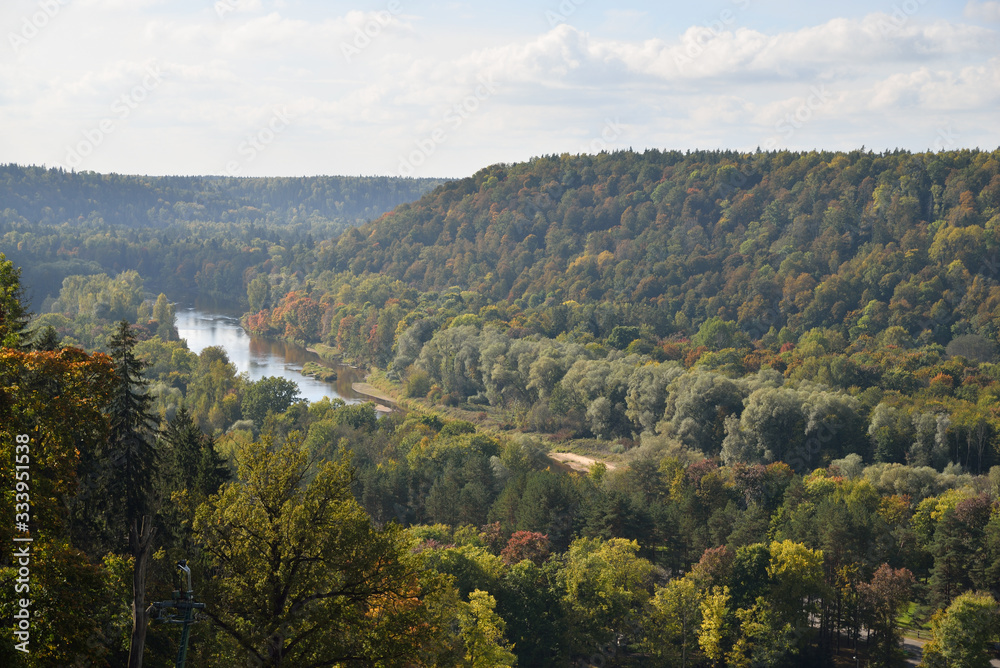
[2,0,998,178]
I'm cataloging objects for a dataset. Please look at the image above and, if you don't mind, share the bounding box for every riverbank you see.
[176,305,364,404]
[351,382,396,404]
[351,372,627,474]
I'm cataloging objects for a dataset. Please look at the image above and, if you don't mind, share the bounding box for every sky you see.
[1,0,998,178]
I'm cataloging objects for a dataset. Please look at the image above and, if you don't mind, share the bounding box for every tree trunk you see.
[128,515,155,668]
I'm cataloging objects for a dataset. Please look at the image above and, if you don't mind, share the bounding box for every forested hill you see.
[0,165,445,305]
[314,148,1000,342]
[243,149,1000,469]
[0,164,445,228]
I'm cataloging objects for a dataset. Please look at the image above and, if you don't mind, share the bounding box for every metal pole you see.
[176,599,193,668]
[151,560,205,668]
[175,561,193,668]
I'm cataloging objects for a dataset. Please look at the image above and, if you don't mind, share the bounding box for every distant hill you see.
[0,165,446,304]
[0,164,446,228]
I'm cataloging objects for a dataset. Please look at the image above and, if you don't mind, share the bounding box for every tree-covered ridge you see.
[312,148,1000,341]
[240,150,1000,477]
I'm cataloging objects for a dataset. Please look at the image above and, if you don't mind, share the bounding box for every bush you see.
[405,369,431,398]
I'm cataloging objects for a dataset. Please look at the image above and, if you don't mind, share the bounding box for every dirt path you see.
[351,382,396,404]
[549,452,617,473]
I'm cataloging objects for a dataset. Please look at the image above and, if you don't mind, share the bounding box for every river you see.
[174,301,365,405]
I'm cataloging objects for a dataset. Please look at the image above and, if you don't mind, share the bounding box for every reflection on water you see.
[175,304,363,405]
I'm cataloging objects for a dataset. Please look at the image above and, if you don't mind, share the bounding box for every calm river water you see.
[174,302,364,405]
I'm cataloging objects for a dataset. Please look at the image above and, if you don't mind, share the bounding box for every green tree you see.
[693,317,748,351]
[151,293,176,340]
[663,369,746,455]
[729,543,771,610]
[559,537,653,658]
[104,320,160,668]
[106,321,160,529]
[241,375,302,426]
[32,325,60,351]
[642,575,703,667]
[494,560,568,667]
[193,433,443,667]
[458,589,517,668]
[722,387,806,468]
[0,253,31,348]
[920,591,1000,668]
[247,275,270,313]
[726,597,797,668]
[160,406,228,500]
[607,325,640,350]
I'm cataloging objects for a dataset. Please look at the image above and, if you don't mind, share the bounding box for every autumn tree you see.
[500,530,551,566]
[858,564,914,668]
[0,259,134,666]
[0,345,122,666]
[193,432,445,667]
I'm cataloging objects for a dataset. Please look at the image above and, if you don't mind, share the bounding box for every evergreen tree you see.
[161,406,227,499]
[156,406,230,561]
[0,253,31,349]
[106,319,160,668]
[107,319,160,532]
[32,325,60,351]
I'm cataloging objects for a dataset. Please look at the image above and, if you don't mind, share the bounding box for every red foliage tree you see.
[500,531,551,566]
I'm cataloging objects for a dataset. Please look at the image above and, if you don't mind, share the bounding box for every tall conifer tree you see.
[0,253,31,349]
[107,319,159,668]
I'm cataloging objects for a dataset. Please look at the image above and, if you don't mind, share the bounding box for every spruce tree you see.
[162,405,228,496]
[32,324,60,351]
[107,319,159,528]
[0,253,31,349]
[107,319,160,668]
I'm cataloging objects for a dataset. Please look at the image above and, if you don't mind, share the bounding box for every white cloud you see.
[144,9,414,58]
[1,4,996,176]
[965,1,1000,22]
[400,15,996,98]
[866,58,1000,110]
[74,0,166,9]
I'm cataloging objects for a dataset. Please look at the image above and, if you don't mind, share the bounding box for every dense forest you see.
[239,150,1000,471]
[0,165,445,307]
[3,149,1000,667]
